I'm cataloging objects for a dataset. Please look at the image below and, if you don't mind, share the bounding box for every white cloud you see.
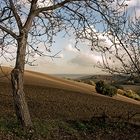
[64,43,102,67]
[37,0,53,7]
[64,44,79,53]
[69,53,102,67]
[135,9,140,17]
[124,0,140,18]
[125,0,140,8]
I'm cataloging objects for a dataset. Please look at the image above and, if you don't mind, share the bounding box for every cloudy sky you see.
[1,0,140,74]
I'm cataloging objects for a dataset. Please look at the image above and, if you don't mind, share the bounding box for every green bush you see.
[95,80,104,93]
[96,81,117,97]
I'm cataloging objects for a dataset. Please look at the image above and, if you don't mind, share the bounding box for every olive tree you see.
[0,0,127,128]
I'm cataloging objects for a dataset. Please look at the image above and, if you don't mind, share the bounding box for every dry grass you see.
[0,67,140,139]
[0,66,96,94]
[0,67,140,122]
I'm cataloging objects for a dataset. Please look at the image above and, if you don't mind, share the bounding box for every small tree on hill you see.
[0,0,128,128]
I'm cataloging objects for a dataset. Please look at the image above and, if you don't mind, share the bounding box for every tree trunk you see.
[11,32,32,128]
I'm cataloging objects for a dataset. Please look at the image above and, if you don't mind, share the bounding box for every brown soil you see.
[0,66,140,139]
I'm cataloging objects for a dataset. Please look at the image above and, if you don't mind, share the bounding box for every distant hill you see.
[52,74,92,79]
[78,74,129,84]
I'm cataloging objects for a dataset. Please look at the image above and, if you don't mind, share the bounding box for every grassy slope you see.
[1,67,140,105]
[0,67,140,139]
[0,67,140,122]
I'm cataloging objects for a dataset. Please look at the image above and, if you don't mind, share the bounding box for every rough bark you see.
[11,32,32,128]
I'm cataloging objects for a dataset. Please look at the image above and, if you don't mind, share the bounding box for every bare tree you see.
[94,6,140,78]
[0,0,127,128]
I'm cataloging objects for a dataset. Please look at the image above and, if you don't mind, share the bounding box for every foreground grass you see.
[0,117,140,140]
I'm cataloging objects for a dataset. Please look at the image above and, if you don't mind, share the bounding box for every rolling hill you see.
[1,66,139,104]
[0,66,139,118]
[0,66,140,139]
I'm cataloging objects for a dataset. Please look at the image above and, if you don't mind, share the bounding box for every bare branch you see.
[35,0,81,14]
[0,24,17,39]
[9,0,23,29]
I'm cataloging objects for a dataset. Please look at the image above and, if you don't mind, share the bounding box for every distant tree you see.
[0,0,127,128]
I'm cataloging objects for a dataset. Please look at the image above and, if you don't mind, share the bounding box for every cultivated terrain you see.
[0,66,140,140]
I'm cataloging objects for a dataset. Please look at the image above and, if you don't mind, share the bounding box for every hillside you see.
[0,66,140,139]
[0,66,140,115]
[0,67,96,94]
[1,66,140,104]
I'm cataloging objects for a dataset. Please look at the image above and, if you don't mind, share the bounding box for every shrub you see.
[125,90,140,101]
[117,89,140,101]
[96,81,117,97]
[95,80,105,93]
[117,89,125,95]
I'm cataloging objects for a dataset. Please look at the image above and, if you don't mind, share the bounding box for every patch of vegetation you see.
[65,118,140,140]
[0,117,34,139]
[0,118,78,139]
[0,117,140,140]
[124,90,140,101]
[117,89,140,101]
[96,81,117,97]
